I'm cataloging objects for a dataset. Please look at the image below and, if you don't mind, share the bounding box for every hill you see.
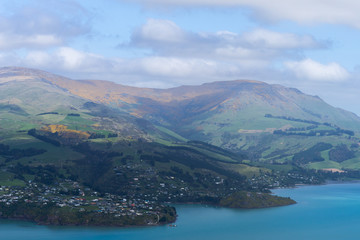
[3,67,359,171]
[3,66,360,226]
[2,66,360,183]
[0,66,280,200]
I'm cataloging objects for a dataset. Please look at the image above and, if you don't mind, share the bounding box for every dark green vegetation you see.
[2,67,360,226]
[219,191,296,209]
[0,143,46,161]
[0,201,176,227]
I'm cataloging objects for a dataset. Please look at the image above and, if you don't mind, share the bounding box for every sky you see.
[1,0,360,114]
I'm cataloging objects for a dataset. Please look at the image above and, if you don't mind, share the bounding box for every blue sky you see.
[1,0,360,114]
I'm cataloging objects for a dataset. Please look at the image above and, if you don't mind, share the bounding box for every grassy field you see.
[218,163,269,177]
[0,172,26,187]
[307,160,341,170]
[1,134,83,166]
[154,125,188,142]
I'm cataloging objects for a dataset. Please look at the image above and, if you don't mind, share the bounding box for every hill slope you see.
[1,67,275,196]
[0,67,191,144]
[2,66,360,171]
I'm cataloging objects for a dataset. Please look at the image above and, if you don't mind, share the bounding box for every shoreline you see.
[0,213,177,229]
[0,190,296,228]
[2,182,360,239]
[273,178,360,191]
[4,181,360,229]
[0,216,175,229]
[0,202,177,228]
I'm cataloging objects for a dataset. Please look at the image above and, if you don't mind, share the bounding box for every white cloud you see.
[242,29,321,49]
[215,46,259,58]
[129,0,360,28]
[2,46,269,86]
[2,46,351,90]
[0,33,62,50]
[140,57,206,77]
[129,19,323,60]
[0,3,90,50]
[25,51,52,66]
[0,15,337,88]
[21,47,113,74]
[137,19,185,43]
[56,47,88,70]
[55,47,116,72]
[139,57,231,79]
[285,59,350,81]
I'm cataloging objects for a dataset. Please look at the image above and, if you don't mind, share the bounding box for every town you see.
[0,178,176,226]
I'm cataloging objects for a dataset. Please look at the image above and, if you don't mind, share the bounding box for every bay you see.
[2,182,360,239]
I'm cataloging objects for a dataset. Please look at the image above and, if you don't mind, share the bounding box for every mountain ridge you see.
[2,66,360,170]
[0,66,324,105]
[2,66,359,125]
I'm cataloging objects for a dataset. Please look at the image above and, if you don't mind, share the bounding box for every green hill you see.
[2,66,360,175]
[0,67,277,200]
[4,66,360,220]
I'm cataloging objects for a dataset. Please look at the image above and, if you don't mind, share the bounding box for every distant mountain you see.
[0,67,187,143]
[2,66,360,171]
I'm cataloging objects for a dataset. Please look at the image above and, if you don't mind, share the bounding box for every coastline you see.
[272,179,360,202]
[2,183,360,240]
[0,190,297,228]
[273,178,360,191]
[172,191,296,210]
[3,181,359,229]
[0,216,176,228]
[0,202,177,228]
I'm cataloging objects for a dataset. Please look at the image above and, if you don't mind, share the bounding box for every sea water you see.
[1,182,360,240]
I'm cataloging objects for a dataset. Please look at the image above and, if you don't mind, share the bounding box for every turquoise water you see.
[2,182,360,239]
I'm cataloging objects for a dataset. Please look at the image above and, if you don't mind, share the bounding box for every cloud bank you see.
[128,0,360,28]
[0,0,352,89]
[0,15,349,87]
[285,59,350,82]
